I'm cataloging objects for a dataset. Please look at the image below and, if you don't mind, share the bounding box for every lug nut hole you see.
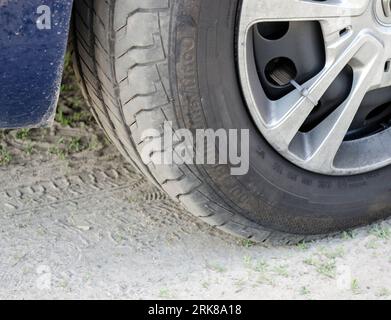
[257,22,290,41]
[265,57,297,87]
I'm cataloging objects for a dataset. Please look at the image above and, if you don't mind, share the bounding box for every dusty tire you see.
[71,0,391,244]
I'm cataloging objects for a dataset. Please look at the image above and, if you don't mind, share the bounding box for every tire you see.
[71,0,391,244]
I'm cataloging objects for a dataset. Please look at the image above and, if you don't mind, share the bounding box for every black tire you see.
[71,0,391,244]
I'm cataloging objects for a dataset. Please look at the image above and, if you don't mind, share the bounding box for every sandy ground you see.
[0,63,391,300]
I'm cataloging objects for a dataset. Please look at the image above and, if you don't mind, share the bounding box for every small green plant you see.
[341,230,356,240]
[351,279,361,295]
[305,254,338,279]
[48,137,86,158]
[254,260,269,273]
[49,146,66,160]
[239,239,256,248]
[68,137,82,153]
[0,145,12,165]
[16,128,30,140]
[242,256,269,274]
[297,241,310,251]
[370,224,391,240]
[55,108,71,126]
[55,105,93,128]
[300,286,311,296]
[158,288,171,299]
[316,260,337,279]
[60,83,74,93]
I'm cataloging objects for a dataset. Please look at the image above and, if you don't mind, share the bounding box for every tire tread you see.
[71,0,313,244]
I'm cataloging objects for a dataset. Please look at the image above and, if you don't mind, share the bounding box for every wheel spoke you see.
[264,33,383,151]
[240,0,369,28]
[301,38,384,171]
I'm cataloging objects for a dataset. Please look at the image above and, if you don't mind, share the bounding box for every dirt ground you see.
[0,57,391,300]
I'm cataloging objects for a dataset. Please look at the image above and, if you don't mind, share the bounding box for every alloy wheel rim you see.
[238,0,391,175]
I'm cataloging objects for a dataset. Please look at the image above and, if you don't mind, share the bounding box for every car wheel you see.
[71,0,391,244]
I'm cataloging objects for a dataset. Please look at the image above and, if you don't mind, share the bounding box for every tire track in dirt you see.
[0,164,143,216]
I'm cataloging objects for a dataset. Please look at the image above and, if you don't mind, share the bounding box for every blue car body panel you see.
[0,0,73,129]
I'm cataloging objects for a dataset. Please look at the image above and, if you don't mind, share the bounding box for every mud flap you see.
[0,0,73,129]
